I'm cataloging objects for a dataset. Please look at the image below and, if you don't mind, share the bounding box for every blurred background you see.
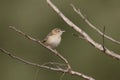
[0,0,120,80]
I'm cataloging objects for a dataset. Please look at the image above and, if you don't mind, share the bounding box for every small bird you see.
[42,28,65,48]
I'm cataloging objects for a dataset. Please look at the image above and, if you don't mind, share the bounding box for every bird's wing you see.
[41,32,53,43]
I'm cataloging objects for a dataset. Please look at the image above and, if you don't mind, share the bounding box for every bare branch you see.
[0,48,60,71]
[42,62,67,69]
[102,26,105,52]
[46,0,120,60]
[42,62,66,66]
[71,4,120,45]
[9,26,71,70]
[9,26,94,79]
[0,48,95,80]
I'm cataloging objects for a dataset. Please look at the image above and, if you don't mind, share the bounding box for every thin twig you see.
[60,72,65,80]
[46,0,120,60]
[34,69,40,80]
[9,26,71,70]
[72,33,85,40]
[71,4,120,45]
[42,62,67,69]
[0,48,61,71]
[42,62,66,66]
[0,48,95,80]
[102,26,105,52]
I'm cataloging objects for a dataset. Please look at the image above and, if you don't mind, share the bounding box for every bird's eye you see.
[56,30,60,32]
[57,30,60,32]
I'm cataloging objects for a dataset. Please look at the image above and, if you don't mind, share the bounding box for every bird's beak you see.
[62,30,65,33]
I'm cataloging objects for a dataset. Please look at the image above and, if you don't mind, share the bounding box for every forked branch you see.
[9,26,71,71]
[0,48,95,80]
[46,0,120,60]
[71,4,120,45]
[6,26,95,80]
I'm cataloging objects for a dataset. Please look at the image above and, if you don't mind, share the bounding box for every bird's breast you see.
[47,35,61,48]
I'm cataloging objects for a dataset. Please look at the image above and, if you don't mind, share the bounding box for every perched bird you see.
[42,28,65,48]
